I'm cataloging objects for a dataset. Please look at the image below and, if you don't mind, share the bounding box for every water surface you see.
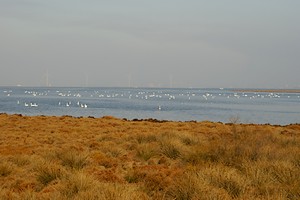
[1,87,299,125]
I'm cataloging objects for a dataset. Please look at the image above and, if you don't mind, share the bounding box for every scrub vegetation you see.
[0,114,300,199]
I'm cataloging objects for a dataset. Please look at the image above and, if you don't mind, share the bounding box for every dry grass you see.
[0,113,300,199]
[0,161,13,177]
[35,162,65,186]
[56,149,88,170]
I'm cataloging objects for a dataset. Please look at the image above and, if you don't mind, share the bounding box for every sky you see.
[0,0,299,88]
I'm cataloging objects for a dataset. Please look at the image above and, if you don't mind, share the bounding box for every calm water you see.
[0,87,299,125]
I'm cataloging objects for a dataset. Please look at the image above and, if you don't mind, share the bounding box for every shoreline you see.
[0,113,298,126]
[235,89,300,93]
[2,85,300,93]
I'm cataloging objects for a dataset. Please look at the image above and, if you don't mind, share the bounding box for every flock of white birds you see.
[2,89,299,110]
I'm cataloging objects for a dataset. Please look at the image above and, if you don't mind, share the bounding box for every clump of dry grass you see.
[167,170,232,200]
[56,149,88,170]
[158,132,183,159]
[35,162,65,186]
[55,172,148,200]
[90,152,118,168]
[136,133,157,144]
[160,140,181,159]
[74,182,147,200]
[125,165,182,198]
[59,171,96,198]
[136,143,160,161]
[124,170,141,184]
[201,165,248,198]
[0,161,13,177]
[7,154,31,167]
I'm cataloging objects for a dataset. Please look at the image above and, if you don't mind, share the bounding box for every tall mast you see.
[128,74,132,88]
[169,74,173,88]
[46,70,49,87]
[85,74,89,87]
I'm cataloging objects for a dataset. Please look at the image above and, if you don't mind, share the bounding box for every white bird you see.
[81,104,88,108]
[30,103,38,107]
[158,106,161,111]
[24,103,29,107]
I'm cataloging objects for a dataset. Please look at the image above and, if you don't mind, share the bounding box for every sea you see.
[0,87,299,125]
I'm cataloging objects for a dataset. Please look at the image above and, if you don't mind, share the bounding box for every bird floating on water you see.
[81,104,88,108]
[30,103,38,107]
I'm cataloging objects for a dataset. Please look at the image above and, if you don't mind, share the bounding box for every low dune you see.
[0,114,300,199]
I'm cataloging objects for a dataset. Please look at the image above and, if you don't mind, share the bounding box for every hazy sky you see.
[1,0,299,88]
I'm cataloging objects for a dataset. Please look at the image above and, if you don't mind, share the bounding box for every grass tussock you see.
[0,161,13,177]
[8,154,31,167]
[136,143,160,161]
[0,114,300,199]
[160,140,181,159]
[35,162,65,186]
[56,149,88,170]
[59,171,96,198]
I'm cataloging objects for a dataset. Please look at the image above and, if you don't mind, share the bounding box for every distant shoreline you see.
[235,89,300,93]
[1,86,300,93]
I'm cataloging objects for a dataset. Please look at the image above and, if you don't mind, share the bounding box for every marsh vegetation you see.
[0,114,300,199]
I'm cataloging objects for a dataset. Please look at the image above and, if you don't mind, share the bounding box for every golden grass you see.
[0,113,300,199]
